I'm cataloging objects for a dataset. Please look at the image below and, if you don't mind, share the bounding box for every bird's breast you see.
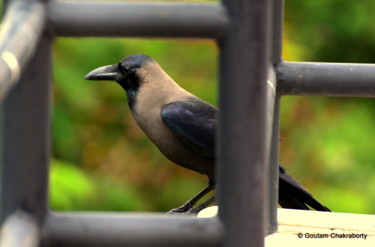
[131,95,214,178]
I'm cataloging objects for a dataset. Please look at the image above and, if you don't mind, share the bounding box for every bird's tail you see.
[278,166,330,212]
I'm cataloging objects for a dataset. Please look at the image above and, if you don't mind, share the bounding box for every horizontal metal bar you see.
[0,210,40,247]
[0,0,46,101]
[277,61,375,97]
[42,212,223,247]
[47,1,229,38]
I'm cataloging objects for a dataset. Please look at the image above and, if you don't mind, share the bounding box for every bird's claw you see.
[166,202,194,214]
[167,204,206,215]
[186,207,200,214]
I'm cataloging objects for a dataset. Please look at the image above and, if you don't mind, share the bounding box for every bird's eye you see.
[121,66,132,75]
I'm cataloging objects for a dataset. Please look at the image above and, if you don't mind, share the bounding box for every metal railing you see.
[0,0,374,247]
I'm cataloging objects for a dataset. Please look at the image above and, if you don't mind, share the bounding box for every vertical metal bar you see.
[267,0,284,234]
[271,0,284,64]
[0,35,51,225]
[0,0,46,101]
[218,0,272,247]
[264,69,277,234]
[267,95,280,234]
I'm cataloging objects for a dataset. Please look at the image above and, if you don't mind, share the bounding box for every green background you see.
[3,0,375,214]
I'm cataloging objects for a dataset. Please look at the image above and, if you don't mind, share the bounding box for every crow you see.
[85,54,330,213]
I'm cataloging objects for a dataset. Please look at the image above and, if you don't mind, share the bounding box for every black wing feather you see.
[161,99,330,212]
[161,99,216,158]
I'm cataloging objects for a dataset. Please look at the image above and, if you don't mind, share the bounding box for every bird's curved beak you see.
[85,64,118,81]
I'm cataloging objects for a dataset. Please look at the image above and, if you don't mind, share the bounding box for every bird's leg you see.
[167,181,215,214]
[187,194,216,214]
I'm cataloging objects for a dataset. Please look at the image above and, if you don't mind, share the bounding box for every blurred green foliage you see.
[48,0,375,214]
[284,0,375,62]
[281,0,375,214]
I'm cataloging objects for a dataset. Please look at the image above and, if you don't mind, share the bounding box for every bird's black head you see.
[85,54,153,106]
